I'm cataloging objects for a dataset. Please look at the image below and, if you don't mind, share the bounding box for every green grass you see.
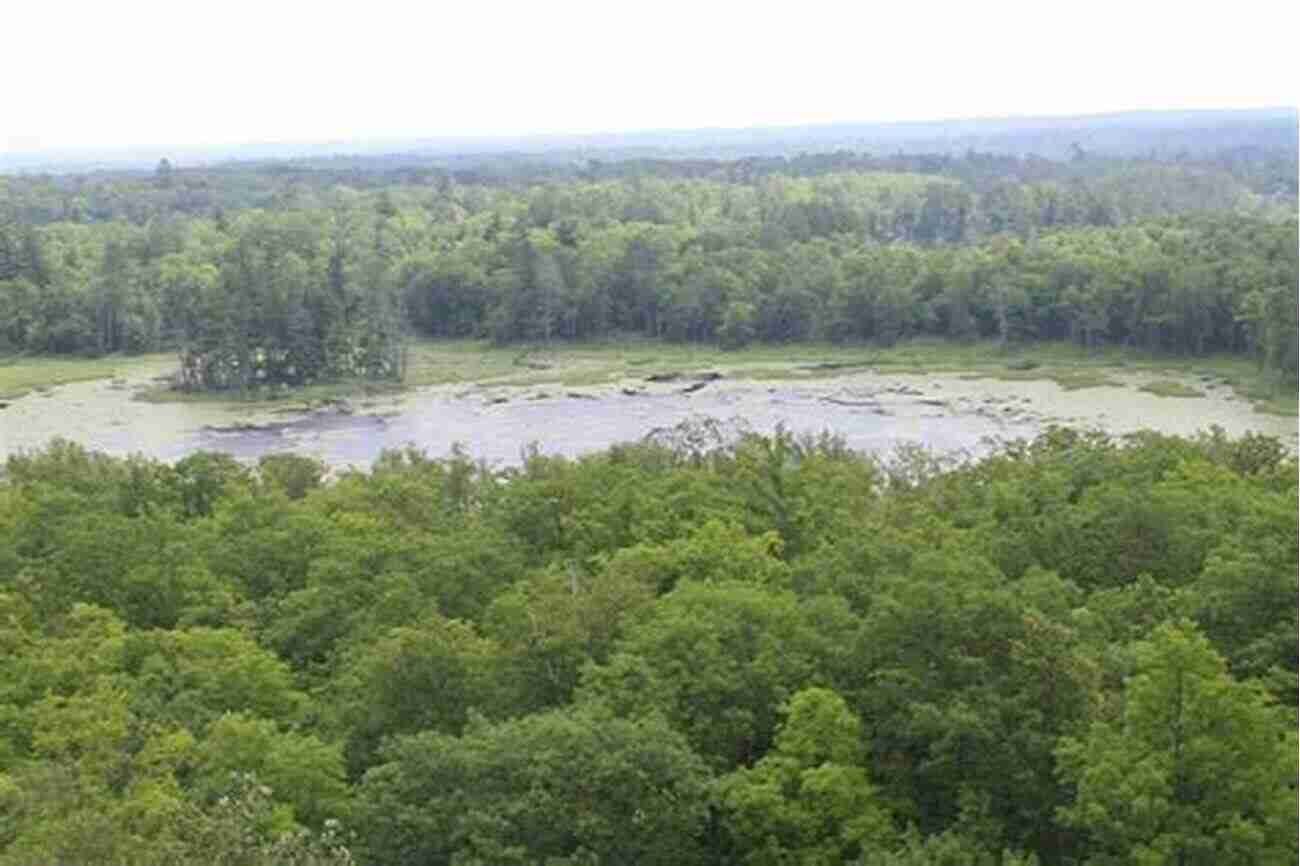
[1052,371,1126,391]
[0,352,174,400]
[1251,396,1298,416]
[962,368,1125,391]
[1139,380,1206,398]
[1237,382,1299,416]
[133,378,406,406]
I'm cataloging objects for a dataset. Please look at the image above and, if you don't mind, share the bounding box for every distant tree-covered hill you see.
[2,107,1294,173]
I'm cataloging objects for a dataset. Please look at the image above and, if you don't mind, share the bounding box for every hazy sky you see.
[4,0,1296,153]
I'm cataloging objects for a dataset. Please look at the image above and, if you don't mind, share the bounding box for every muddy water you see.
[2,369,1295,470]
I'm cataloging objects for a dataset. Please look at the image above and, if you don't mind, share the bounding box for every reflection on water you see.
[2,370,1295,470]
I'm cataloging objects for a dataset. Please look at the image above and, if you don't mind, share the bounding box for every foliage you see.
[3,144,1296,387]
[354,706,711,866]
[0,429,1295,865]
[716,687,894,865]
[1056,622,1297,865]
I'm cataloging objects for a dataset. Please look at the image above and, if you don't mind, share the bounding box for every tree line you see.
[0,427,1295,864]
[1,150,1296,388]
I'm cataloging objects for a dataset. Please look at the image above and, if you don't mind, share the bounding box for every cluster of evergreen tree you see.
[0,428,1295,864]
[1,145,1296,388]
[0,192,406,389]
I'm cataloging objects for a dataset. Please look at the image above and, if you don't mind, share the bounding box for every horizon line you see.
[3,104,1295,168]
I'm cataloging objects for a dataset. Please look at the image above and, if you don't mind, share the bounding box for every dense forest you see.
[0,426,1295,864]
[1,111,1297,390]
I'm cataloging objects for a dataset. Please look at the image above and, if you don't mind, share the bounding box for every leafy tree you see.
[1056,622,1297,866]
[331,611,506,773]
[600,519,789,594]
[719,300,757,349]
[121,626,308,733]
[858,829,1039,866]
[189,713,348,827]
[847,553,1097,856]
[354,706,711,866]
[580,580,856,769]
[2,772,356,866]
[257,453,328,501]
[484,561,654,712]
[155,158,175,190]
[717,687,894,866]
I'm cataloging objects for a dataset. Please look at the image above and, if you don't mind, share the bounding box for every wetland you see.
[3,341,1294,469]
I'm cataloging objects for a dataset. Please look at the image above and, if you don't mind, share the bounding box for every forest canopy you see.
[0,427,1295,865]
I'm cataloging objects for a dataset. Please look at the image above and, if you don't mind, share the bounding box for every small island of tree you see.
[170,201,406,391]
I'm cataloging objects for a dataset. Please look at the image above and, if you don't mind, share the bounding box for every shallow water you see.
[2,368,1295,470]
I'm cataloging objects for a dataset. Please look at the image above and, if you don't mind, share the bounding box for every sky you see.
[3,0,1296,154]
